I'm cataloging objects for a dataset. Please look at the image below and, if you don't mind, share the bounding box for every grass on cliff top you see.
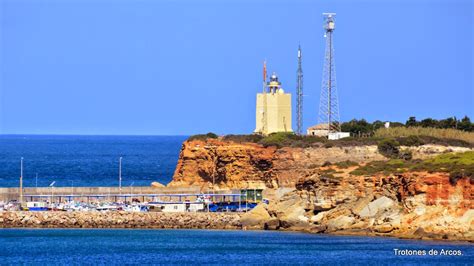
[350,151,474,185]
[187,130,472,149]
[375,127,474,145]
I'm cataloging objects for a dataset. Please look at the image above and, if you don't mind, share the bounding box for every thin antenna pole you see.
[261,60,268,134]
[296,45,304,135]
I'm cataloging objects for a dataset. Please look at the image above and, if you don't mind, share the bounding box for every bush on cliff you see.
[377,139,401,159]
[257,132,327,148]
[223,134,263,143]
[258,132,295,148]
[188,132,218,141]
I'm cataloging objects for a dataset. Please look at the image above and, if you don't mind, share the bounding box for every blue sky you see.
[1,0,472,135]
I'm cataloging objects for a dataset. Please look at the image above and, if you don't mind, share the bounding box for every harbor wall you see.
[0,211,242,229]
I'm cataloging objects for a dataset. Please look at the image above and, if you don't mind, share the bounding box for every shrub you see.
[258,132,294,148]
[398,135,424,146]
[223,134,263,143]
[399,150,413,161]
[322,161,332,167]
[377,139,400,159]
[257,132,327,148]
[323,142,334,148]
[334,160,359,168]
[188,132,218,141]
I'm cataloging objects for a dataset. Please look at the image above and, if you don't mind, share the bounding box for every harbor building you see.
[255,68,293,135]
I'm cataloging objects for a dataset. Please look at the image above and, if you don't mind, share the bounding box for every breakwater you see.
[0,211,242,229]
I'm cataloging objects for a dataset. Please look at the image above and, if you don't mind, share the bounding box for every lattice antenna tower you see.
[296,45,304,135]
[318,13,341,133]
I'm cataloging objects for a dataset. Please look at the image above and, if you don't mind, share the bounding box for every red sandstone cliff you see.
[167,139,473,241]
[168,139,470,189]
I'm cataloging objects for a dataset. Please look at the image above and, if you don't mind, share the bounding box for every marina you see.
[0,187,264,213]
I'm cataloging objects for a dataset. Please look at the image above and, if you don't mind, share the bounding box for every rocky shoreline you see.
[1,209,473,242]
[0,211,242,230]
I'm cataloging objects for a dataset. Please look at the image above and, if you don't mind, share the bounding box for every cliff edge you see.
[166,137,473,241]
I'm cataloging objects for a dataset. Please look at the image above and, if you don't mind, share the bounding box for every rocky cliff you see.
[168,139,470,189]
[168,138,473,241]
[243,171,473,241]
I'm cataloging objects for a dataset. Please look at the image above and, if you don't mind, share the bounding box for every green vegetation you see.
[333,160,359,168]
[375,127,474,145]
[350,151,474,185]
[341,116,474,136]
[376,139,413,160]
[424,151,474,165]
[187,132,218,141]
[257,132,326,148]
[188,117,474,149]
[223,134,263,143]
[377,139,401,159]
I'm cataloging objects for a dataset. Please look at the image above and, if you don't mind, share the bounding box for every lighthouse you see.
[255,62,293,135]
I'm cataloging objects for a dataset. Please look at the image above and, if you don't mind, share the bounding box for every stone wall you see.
[0,211,242,229]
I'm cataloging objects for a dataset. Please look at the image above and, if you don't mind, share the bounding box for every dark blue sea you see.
[0,135,187,187]
[0,229,472,264]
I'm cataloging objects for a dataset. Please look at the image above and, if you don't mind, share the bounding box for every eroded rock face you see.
[265,172,473,241]
[162,139,474,241]
[168,139,470,189]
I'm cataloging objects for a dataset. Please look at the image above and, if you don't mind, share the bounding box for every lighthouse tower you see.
[255,63,293,135]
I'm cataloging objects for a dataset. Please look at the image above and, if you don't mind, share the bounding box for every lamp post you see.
[119,157,122,193]
[49,181,56,204]
[69,180,74,202]
[19,157,23,205]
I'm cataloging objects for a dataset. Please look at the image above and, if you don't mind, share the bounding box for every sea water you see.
[0,135,187,187]
[0,229,472,264]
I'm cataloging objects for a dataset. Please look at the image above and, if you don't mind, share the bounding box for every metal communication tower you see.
[318,13,341,133]
[296,45,303,135]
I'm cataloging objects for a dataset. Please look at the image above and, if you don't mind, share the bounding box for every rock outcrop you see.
[245,172,473,241]
[168,139,471,189]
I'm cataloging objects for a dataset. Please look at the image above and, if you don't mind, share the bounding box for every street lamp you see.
[49,181,56,204]
[119,157,123,193]
[19,157,23,205]
[69,180,74,201]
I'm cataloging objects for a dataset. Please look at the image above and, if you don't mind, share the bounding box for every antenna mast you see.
[318,13,341,133]
[261,60,268,134]
[296,45,304,135]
